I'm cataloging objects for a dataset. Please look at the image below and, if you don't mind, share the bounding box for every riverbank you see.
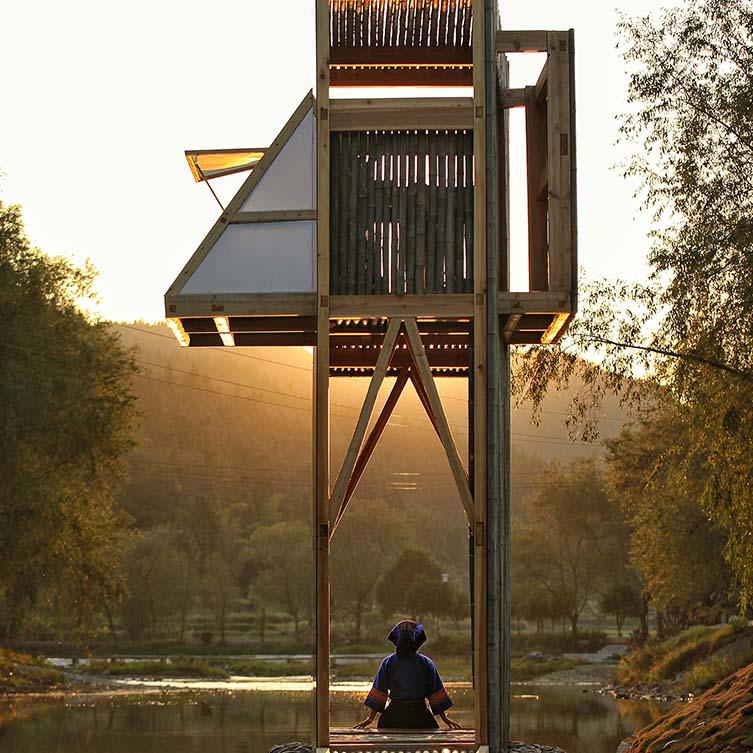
[617,660,753,753]
[0,650,67,694]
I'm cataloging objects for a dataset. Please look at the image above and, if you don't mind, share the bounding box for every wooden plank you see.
[403,318,474,523]
[232,332,318,347]
[231,210,317,223]
[330,367,410,538]
[499,88,526,108]
[330,294,474,317]
[454,138,465,292]
[569,28,579,309]
[547,31,572,292]
[165,292,317,318]
[329,67,473,87]
[329,46,473,65]
[165,91,315,299]
[328,317,401,525]
[497,289,573,313]
[495,29,548,53]
[526,85,549,291]
[502,313,522,343]
[472,0,488,743]
[315,0,330,745]
[331,98,474,131]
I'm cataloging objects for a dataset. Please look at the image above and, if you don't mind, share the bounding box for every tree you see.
[0,200,138,644]
[376,548,464,624]
[249,523,311,642]
[121,527,195,639]
[200,552,239,645]
[513,0,753,609]
[605,404,733,631]
[331,499,403,641]
[513,459,619,643]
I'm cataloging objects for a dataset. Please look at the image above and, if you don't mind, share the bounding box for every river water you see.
[0,679,671,753]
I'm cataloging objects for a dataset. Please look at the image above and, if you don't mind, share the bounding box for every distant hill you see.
[112,322,630,574]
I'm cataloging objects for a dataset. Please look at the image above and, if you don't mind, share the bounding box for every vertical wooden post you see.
[314,0,331,748]
[525,86,548,291]
[486,4,510,751]
[547,30,572,293]
[472,0,489,745]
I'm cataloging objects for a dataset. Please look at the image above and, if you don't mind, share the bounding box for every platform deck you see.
[329,728,477,753]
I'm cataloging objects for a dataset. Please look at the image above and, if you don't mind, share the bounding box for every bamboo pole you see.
[427,131,438,293]
[374,133,385,293]
[357,132,368,295]
[436,131,447,292]
[398,131,408,295]
[446,133,457,293]
[330,132,340,293]
[455,134,465,291]
[347,133,358,294]
[463,130,474,293]
[339,133,349,294]
[406,132,417,294]
[382,132,392,294]
[416,130,427,294]
[390,132,400,294]
[366,134,376,293]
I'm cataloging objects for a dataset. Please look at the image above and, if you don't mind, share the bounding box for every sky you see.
[1,0,673,323]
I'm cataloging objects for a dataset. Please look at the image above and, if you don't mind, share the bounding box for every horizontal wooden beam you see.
[331,97,474,131]
[331,294,474,318]
[166,293,317,318]
[330,67,473,88]
[330,348,469,369]
[498,290,573,314]
[500,88,526,108]
[232,210,317,223]
[330,47,473,66]
[496,30,549,53]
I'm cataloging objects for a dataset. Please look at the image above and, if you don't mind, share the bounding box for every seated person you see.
[354,620,461,730]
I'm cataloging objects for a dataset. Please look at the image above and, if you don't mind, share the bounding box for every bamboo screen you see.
[329,0,473,52]
[330,130,474,295]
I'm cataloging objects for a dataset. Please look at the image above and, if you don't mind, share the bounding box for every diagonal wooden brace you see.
[330,366,410,538]
[328,317,402,526]
[403,317,474,523]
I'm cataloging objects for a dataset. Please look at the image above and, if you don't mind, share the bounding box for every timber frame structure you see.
[165,2,577,752]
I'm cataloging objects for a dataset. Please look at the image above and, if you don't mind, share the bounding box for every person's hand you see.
[353,717,374,729]
[440,712,462,730]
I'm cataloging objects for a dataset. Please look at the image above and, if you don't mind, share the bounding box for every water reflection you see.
[0,684,671,753]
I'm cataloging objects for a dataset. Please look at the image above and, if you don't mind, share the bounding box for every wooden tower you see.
[165,2,576,751]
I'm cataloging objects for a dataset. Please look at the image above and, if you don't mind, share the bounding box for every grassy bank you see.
[616,623,753,693]
[622,661,753,753]
[0,649,65,693]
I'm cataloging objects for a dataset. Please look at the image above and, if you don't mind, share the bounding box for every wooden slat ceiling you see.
[173,312,565,368]
[329,0,473,87]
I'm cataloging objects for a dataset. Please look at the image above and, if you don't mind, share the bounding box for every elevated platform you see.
[329,729,477,753]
